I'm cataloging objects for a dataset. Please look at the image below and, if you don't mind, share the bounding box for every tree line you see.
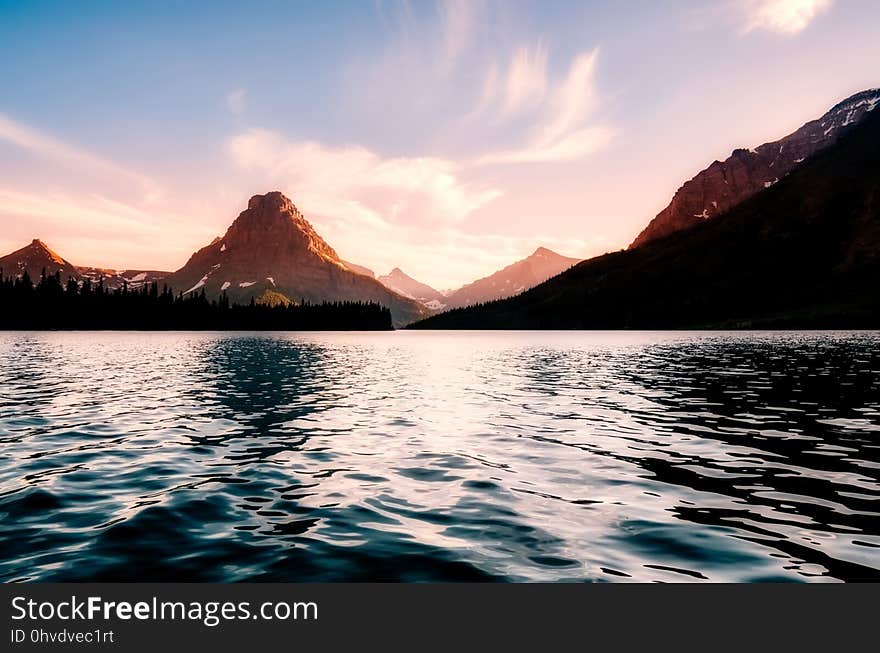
[0,269,393,330]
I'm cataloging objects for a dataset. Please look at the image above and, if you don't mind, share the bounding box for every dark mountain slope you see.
[411,109,880,330]
[630,89,880,248]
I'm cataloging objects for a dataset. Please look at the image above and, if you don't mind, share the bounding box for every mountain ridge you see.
[377,267,446,308]
[630,88,880,248]
[442,247,581,310]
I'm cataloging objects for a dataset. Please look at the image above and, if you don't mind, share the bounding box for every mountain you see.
[378,268,446,309]
[411,105,880,330]
[630,88,880,248]
[341,260,375,278]
[77,267,170,290]
[443,247,580,310]
[0,240,170,291]
[0,239,81,283]
[164,191,428,327]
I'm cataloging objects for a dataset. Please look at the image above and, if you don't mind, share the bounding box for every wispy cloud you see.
[502,42,548,116]
[0,187,214,270]
[227,128,502,227]
[0,114,217,269]
[224,120,617,286]
[475,47,612,164]
[437,0,484,74]
[0,113,162,200]
[225,89,247,115]
[741,0,833,35]
[477,126,612,165]
[364,3,610,166]
[374,0,417,36]
[316,212,605,290]
[0,189,159,236]
[374,0,485,77]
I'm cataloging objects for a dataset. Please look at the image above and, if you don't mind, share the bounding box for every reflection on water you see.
[0,331,878,582]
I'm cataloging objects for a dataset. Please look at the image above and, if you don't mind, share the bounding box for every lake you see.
[0,331,878,582]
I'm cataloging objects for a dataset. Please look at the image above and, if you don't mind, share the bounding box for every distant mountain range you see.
[442,247,580,310]
[0,240,170,291]
[0,194,429,326]
[3,88,877,330]
[0,208,571,326]
[371,246,581,312]
[77,267,170,290]
[378,268,447,309]
[411,90,880,329]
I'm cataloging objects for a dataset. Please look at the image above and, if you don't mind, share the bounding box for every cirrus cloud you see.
[475,48,613,165]
[227,128,502,227]
[741,0,833,35]
[0,112,162,201]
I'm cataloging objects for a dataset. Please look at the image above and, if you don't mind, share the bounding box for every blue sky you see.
[1,0,878,287]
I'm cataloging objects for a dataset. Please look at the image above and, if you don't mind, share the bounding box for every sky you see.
[1,0,878,289]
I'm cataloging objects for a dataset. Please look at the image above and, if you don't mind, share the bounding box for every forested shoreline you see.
[0,270,393,330]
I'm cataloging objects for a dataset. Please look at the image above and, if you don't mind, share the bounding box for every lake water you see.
[0,331,878,582]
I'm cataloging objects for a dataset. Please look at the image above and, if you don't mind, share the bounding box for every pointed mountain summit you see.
[165,191,428,326]
[378,268,446,308]
[443,247,581,310]
[630,88,880,248]
[0,239,81,283]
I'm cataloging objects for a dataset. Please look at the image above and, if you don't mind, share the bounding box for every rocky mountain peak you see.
[27,239,64,263]
[247,190,295,213]
[165,192,428,326]
[377,267,445,306]
[531,246,556,258]
[224,191,339,263]
[630,88,880,249]
[0,238,80,281]
[827,88,880,115]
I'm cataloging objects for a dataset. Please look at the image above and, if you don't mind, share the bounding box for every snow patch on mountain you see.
[185,275,209,294]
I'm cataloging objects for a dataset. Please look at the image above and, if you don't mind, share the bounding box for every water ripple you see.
[0,330,878,582]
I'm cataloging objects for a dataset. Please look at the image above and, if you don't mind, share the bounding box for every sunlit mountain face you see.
[164,192,428,327]
[0,239,80,283]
